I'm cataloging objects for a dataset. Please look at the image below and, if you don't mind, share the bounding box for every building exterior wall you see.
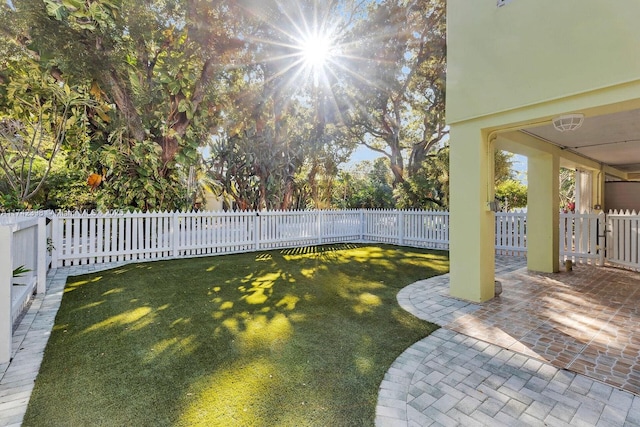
[447,0,640,124]
[446,0,640,301]
[605,182,640,212]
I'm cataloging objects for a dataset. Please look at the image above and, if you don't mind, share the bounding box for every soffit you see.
[523,109,640,175]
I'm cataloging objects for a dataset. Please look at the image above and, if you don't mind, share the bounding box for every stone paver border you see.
[0,262,131,427]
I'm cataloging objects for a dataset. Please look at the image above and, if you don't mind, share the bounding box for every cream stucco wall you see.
[447,0,640,123]
[447,0,640,301]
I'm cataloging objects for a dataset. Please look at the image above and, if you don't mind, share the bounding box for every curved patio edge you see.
[377,269,640,427]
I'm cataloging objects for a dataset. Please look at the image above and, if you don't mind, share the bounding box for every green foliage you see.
[495,179,528,210]
[0,190,31,211]
[12,265,31,278]
[495,150,516,184]
[10,0,239,210]
[41,166,97,210]
[332,158,394,209]
[395,145,449,209]
[559,168,575,209]
[94,140,192,211]
[0,59,96,205]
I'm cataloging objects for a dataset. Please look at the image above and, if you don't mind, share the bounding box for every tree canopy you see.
[1,0,525,212]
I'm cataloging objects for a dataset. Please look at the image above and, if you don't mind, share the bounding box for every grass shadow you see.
[23,244,448,426]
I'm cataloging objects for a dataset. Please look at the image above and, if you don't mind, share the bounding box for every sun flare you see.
[299,33,333,68]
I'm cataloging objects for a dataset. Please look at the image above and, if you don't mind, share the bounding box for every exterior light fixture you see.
[553,113,584,132]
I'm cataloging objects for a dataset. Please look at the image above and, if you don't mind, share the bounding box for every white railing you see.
[560,211,605,266]
[50,209,617,268]
[8,209,632,272]
[606,210,640,270]
[0,216,48,364]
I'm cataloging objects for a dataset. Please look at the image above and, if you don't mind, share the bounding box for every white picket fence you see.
[50,209,451,267]
[361,210,449,249]
[4,208,639,272]
[606,210,640,270]
[559,211,605,266]
[495,211,527,256]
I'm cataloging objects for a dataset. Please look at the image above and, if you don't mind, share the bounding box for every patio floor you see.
[448,259,640,395]
[394,255,640,398]
[376,256,640,426]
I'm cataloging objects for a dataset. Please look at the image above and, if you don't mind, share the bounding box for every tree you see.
[0,0,484,213]
[7,0,245,210]
[495,179,527,210]
[0,60,96,208]
[205,0,362,210]
[338,0,447,188]
[395,144,448,209]
[331,158,393,209]
[394,147,519,210]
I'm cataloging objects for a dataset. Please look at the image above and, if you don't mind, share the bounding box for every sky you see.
[344,144,385,167]
[343,144,528,185]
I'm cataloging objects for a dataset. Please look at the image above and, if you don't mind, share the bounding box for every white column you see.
[0,225,14,364]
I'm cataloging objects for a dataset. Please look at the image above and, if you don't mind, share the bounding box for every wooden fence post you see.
[37,217,46,294]
[171,211,180,258]
[398,210,405,246]
[51,214,59,268]
[597,212,606,266]
[254,212,260,251]
[318,211,323,245]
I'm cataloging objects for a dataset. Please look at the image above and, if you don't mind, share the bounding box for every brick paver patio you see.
[448,262,640,395]
[377,257,640,426]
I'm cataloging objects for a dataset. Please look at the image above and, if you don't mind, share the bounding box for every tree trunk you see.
[388,134,405,187]
[307,162,320,207]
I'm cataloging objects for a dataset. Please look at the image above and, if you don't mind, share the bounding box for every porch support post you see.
[527,152,560,272]
[594,169,605,211]
[449,124,496,302]
[0,225,13,365]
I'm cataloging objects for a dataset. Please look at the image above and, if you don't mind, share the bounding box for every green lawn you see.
[23,244,448,426]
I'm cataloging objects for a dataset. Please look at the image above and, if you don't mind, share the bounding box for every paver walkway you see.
[375,257,640,426]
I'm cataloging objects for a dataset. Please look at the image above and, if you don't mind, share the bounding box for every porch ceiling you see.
[522,108,640,176]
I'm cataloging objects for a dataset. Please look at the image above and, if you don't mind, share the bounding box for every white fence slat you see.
[0,226,12,364]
